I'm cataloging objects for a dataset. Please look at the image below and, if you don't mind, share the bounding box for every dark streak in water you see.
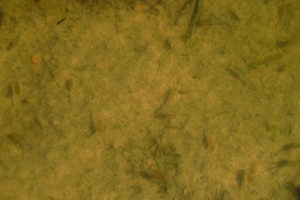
[89,110,96,135]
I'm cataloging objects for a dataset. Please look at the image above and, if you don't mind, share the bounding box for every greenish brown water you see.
[0,0,299,199]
